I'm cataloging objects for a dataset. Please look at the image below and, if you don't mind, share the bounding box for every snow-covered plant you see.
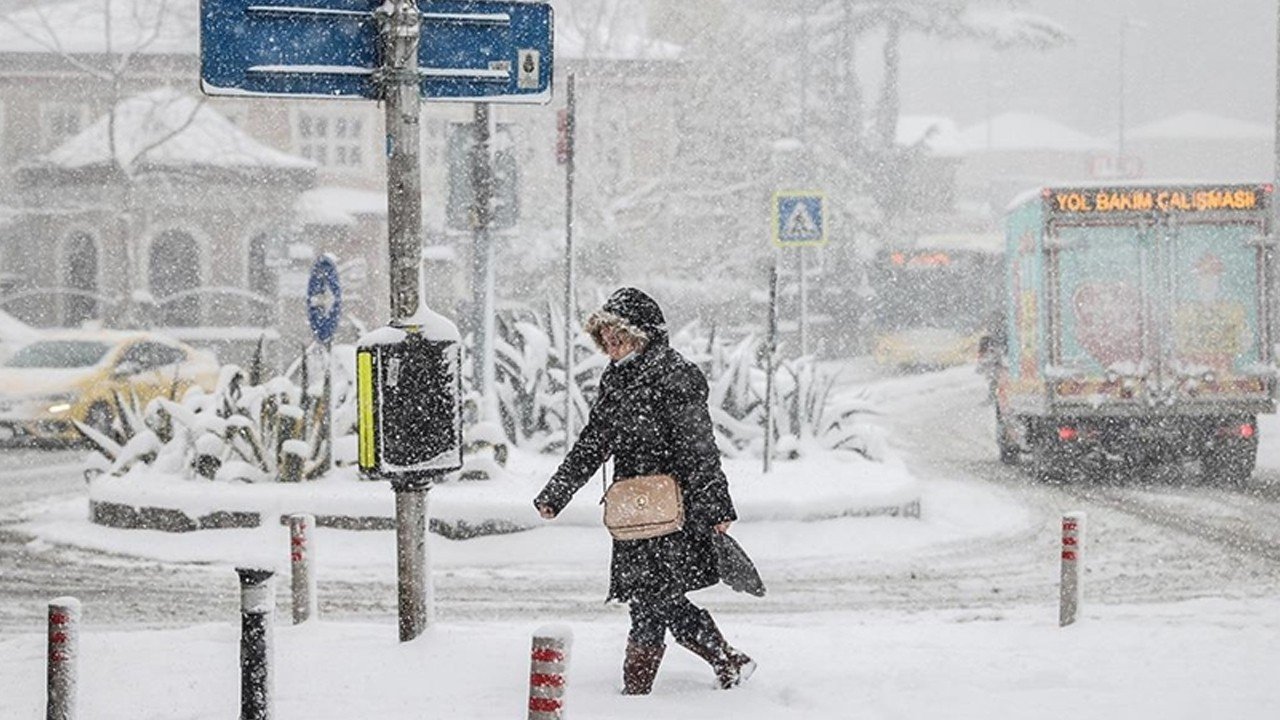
[682,331,882,462]
[484,301,605,453]
[83,343,358,482]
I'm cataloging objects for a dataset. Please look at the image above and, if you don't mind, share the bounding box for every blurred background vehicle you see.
[868,240,1001,372]
[0,330,219,446]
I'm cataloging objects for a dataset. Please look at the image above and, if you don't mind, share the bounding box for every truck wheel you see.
[1030,435,1067,484]
[1202,442,1256,488]
[996,410,1019,465]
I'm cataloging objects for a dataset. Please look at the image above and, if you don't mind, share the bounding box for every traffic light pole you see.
[378,0,432,643]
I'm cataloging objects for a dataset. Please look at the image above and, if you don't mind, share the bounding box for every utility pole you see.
[378,0,432,643]
[471,102,497,419]
[562,73,577,452]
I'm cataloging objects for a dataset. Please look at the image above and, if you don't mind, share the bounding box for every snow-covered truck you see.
[993,183,1277,484]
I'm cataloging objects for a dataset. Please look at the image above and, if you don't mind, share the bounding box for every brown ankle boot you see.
[622,642,665,695]
[675,614,756,689]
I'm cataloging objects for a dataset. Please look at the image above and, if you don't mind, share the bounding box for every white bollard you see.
[1059,511,1086,627]
[527,626,573,720]
[288,514,317,625]
[46,597,81,720]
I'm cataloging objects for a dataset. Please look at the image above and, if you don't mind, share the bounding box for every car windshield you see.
[4,340,113,369]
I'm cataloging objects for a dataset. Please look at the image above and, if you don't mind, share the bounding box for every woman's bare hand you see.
[537,505,557,520]
[714,521,731,534]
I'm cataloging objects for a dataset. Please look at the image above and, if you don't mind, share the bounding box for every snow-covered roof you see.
[1128,111,1273,142]
[897,116,965,157]
[0,0,197,56]
[39,87,314,172]
[957,112,1107,153]
[296,186,386,227]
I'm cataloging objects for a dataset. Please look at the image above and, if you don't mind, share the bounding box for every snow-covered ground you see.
[1,366,1279,718]
[1,598,1276,720]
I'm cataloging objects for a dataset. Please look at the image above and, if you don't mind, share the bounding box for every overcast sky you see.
[895,0,1276,137]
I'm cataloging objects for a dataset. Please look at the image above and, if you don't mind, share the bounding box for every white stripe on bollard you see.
[289,514,317,625]
[528,626,573,720]
[1059,511,1086,627]
[47,596,80,720]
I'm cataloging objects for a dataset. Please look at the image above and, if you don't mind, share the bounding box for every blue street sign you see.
[308,254,343,344]
[200,0,554,102]
[772,191,826,247]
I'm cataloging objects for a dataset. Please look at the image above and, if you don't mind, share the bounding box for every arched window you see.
[149,230,201,326]
[64,232,98,326]
[247,233,277,326]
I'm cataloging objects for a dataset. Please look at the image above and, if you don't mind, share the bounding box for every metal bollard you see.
[527,626,572,720]
[237,567,276,720]
[288,514,317,625]
[1059,511,1086,627]
[46,597,80,720]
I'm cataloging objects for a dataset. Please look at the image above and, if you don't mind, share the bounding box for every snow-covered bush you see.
[681,331,882,462]
[80,342,358,482]
[482,301,605,453]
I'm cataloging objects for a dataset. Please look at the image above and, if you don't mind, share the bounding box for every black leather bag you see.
[712,533,766,597]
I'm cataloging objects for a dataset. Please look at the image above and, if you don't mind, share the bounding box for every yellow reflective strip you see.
[357,351,376,468]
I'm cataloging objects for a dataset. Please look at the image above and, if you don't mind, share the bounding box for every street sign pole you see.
[307,254,342,475]
[799,247,808,357]
[471,102,498,420]
[764,254,778,475]
[201,0,555,646]
[376,0,432,643]
[562,73,576,454]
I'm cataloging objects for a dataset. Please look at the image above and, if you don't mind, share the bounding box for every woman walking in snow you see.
[534,287,756,695]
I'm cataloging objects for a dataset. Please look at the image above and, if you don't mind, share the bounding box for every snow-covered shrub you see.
[82,343,358,482]
[683,331,881,462]
[482,301,605,453]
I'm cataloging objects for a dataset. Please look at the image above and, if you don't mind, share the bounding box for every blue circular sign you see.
[307,254,342,344]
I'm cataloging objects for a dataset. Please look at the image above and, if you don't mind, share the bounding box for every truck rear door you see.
[1048,222,1154,404]
[1163,218,1271,403]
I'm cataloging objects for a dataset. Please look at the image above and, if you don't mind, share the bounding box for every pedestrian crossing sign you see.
[773,191,826,247]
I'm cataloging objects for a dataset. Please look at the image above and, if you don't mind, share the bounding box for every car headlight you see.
[42,394,77,414]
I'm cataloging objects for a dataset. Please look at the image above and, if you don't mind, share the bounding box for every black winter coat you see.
[534,337,737,602]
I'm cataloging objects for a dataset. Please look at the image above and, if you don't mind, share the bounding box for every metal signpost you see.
[201,0,554,642]
[773,191,825,358]
[307,254,342,474]
[764,191,824,472]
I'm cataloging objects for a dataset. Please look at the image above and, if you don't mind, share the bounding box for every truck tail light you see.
[1057,426,1078,442]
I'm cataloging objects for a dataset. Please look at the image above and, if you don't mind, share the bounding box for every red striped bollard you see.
[47,596,80,720]
[528,626,572,720]
[1059,511,1086,627]
[288,514,317,625]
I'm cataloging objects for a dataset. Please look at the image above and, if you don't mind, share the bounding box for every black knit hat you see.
[602,287,666,335]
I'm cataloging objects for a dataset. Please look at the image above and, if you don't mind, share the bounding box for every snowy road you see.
[2,366,1280,634]
[872,366,1280,609]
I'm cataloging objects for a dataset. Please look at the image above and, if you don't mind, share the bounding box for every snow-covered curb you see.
[86,449,922,536]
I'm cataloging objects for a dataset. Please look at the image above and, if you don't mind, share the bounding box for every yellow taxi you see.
[0,330,220,445]
[873,328,983,372]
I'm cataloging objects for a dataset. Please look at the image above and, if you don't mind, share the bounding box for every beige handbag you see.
[602,474,685,540]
